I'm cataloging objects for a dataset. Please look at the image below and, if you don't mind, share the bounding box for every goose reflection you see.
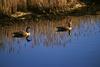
[12,27,31,42]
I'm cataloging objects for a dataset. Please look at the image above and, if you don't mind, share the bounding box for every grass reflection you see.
[0,15,100,53]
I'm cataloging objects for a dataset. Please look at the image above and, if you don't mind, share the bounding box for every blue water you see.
[0,15,100,67]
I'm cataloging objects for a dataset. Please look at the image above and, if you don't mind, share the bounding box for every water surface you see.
[0,15,100,67]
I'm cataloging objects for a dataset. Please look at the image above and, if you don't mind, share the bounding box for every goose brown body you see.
[13,31,30,37]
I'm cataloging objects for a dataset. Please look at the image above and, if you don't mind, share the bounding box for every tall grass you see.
[0,0,80,15]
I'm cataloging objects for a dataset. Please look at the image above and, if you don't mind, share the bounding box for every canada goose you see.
[13,27,30,37]
[56,25,72,32]
[56,16,72,32]
[13,27,31,41]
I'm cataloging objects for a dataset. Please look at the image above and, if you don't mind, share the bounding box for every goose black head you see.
[26,27,31,33]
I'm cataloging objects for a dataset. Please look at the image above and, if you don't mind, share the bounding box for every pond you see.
[0,15,100,67]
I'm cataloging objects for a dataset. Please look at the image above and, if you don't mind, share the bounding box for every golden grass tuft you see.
[0,0,81,15]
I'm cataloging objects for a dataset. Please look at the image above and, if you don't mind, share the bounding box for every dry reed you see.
[0,0,80,15]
